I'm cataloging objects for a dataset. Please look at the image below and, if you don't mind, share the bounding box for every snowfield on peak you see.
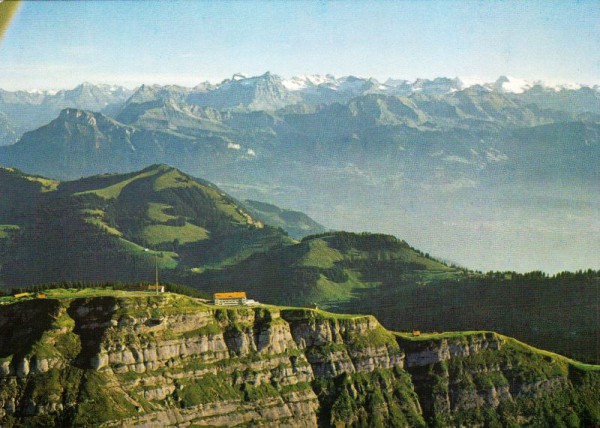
[281,74,337,90]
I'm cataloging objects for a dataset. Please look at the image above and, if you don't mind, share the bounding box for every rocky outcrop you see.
[0,296,407,426]
[102,390,320,428]
[282,310,404,378]
[395,332,597,426]
[0,295,598,427]
[401,332,503,367]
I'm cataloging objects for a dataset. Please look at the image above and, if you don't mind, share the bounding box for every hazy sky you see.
[0,1,599,90]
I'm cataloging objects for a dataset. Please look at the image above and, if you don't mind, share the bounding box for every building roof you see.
[214,292,247,299]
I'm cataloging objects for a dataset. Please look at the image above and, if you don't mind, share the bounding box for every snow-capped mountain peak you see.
[281,74,337,91]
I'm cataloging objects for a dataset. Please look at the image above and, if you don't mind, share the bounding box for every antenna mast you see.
[155,254,159,294]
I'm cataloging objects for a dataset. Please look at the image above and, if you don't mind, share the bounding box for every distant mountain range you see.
[0,73,598,272]
[0,83,133,146]
[1,73,599,146]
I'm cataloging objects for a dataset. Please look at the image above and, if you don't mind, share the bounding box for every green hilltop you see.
[0,165,293,286]
[200,231,456,307]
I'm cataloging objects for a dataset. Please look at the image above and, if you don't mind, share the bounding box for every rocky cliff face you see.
[0,294,598,427]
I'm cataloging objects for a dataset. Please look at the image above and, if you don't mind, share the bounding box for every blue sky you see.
[0,0,598,90]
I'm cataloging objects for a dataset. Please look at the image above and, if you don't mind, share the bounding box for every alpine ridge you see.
[1,79,598,274]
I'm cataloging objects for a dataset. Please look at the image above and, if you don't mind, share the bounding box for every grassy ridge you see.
[243,199,327,239]
[0,165,290,286]
[199,232,458,307]
[74,168,161,199]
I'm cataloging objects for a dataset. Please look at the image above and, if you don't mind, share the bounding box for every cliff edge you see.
[0,292,598,427]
